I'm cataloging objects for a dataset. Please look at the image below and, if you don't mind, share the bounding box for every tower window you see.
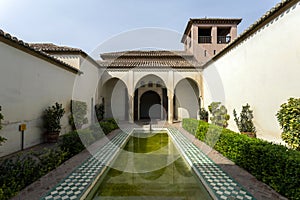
[217,27,231,44]
[198,27,212,43]
[213,50,216,55]
[204,50,207,57]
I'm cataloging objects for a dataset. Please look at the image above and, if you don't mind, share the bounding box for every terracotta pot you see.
[242,132,256,138]
[46,131,60,143]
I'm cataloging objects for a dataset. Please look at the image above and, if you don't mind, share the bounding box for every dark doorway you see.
[140,91,161,119]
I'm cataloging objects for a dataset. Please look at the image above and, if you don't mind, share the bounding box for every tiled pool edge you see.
[41,128,133,200]
[167,127,256,200]
[41,127,255,200]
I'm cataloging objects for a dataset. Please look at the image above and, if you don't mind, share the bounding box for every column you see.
[128,95,134,123]
[211,26,217,44]
[128,70,134,123]
[168,93,174,124]
[167,70,174,124]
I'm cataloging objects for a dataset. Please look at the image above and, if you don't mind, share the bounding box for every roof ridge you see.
[0,29,79,73]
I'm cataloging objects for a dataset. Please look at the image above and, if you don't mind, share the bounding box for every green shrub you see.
[182,118,300,199]
[95,103,105,122]
[78,129,96,146]
[208,102,230,128]
[60,131,85,157]
[199,108,209,122]
[0,148,68,200]
[233,103,256,134]
[43,102,65,132]
[276,97,300,150]
[89,123,105,140]
[0,119,119,199]
[0,106,6,145]
[100,118,119,135]
[69,100,88,130]
[39,148,68,173]
[182,118,199,136]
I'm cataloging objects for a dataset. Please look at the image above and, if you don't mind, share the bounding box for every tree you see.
[233,104,256,137]
[276,98,300,150]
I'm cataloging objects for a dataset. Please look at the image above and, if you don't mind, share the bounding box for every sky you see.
[0,0,281,58]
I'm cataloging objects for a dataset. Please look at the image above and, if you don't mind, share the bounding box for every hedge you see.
[182,118,300,200]
[0,119,119,200]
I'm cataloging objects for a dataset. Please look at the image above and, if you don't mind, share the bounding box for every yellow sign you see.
[19,124,26,131]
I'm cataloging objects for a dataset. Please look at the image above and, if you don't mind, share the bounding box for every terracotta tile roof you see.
[181,18,242,42]
[98,50,201,68]
[203,0,295,68]
[29,43,83,53]
[0,30,79,74]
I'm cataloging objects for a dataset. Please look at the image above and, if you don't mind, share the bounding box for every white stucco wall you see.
[203,3,300,143]
[0,42,76,156]
[71,56,100,127]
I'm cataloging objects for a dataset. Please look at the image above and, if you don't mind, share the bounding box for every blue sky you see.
[0,0,280,56]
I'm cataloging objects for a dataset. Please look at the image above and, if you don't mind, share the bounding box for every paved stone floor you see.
[11,122,287,200]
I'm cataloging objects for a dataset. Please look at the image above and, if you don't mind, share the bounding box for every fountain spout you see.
[149,121,152,132]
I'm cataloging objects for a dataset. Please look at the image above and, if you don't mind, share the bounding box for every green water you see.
[88,132,212,200]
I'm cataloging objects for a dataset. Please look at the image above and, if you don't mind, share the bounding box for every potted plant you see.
[199,108,209,122]
[43,102,65,142]
[233,103,256,138]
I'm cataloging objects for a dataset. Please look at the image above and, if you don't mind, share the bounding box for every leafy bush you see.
[100,121,115,135]
[0,148,67,200]
[182,118,199,136]
[208,102,230,128]
[0,106,6,145]
[276,98,300,150]
[233,103,256,135]
[0,118,119,199]
[95,103,105,122]
[60,131,85,157]
[182,119,300,199]
[199,108,209,122]
[43,102,65,132]
[69,100,88,130]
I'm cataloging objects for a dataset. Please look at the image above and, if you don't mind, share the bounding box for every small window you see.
[140,81,145,87]
[204,50,207,57]
[213,50,216,55]
[148,81,153,87]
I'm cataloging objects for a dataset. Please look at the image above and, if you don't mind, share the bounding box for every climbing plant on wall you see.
[0,106,7,145]
[208,102,230,128]
[69,100,88,130]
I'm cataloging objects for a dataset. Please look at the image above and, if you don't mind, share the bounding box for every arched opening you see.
[174,78,200,121]
[140,91,161,119]
[100,78,129,121]
[134,74,168,121]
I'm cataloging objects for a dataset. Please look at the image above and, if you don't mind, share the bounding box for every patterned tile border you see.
[167,127,255,200]
[41,127,255,200]
[41,129,132,200]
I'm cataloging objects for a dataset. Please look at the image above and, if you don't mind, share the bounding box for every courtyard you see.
[0,0,300,199]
